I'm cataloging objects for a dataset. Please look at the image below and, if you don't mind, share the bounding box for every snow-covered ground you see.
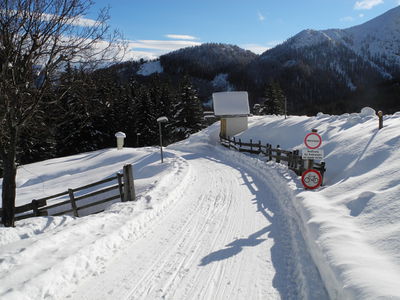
[1,108,400,299]
[137,61,163,76]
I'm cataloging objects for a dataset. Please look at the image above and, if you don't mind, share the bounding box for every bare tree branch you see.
[1,0,126,227]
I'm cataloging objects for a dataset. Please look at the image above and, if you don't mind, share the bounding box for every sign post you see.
[303,129,322,170]
[304,131,322,150]
[301,129,324,189]
[301,169,322,189]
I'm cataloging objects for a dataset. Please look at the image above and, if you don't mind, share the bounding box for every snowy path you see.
[69,149,327,300]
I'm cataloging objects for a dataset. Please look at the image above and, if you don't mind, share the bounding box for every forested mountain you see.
[6,7,400,172]
[138,7,400,115]
[238,6,400,114]
[160,43,257,80]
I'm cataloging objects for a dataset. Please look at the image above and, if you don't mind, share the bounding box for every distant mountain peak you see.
[268,6,400,75]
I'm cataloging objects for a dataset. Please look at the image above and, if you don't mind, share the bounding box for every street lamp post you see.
[284,97,287,119]
[157,116,169,163]
[136,132,141,147]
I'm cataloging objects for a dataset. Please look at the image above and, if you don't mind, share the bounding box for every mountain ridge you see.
[132,7,400,114]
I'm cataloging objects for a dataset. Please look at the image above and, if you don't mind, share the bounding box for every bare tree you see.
[0,0,124,226]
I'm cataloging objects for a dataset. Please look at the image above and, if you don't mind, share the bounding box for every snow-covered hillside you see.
[286,6,400,75]
[136,60,164,76]
[1,108,400,299]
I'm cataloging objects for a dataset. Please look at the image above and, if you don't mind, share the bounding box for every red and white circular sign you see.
[301,169,322,189]
[304,132,322,149]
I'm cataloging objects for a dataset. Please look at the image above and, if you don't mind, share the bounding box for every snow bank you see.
[1,107,400,299]
[175,109,400,299]
[0,149,191,299]
[223,110,400,299]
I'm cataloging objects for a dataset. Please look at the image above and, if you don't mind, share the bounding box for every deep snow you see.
[1,108,400,299]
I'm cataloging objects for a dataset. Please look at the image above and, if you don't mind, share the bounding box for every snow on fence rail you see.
[220,135,326,181]
[0,164,136,221]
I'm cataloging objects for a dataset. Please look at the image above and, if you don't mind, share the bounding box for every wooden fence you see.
[1,164,136,222]
[220,136,326,181]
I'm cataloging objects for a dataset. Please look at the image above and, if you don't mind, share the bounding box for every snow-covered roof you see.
[114,131,126,138]
[212,91,250,116]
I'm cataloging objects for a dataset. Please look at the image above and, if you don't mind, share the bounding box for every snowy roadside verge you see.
[210,142,397,300]
[0,153,191,300]
[210,145,328,299]
[206,111,400,299]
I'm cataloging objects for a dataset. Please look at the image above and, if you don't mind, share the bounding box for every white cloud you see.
[123,39,202,59]
[69,15,98,27]
[242,41,282,54]
[257,11,265,22]
[128,39,201,51]
[354,0,384,10]
[359,13,365,17]
[3,10,99,27]
[165,34,198,40]
[340,16,355,22]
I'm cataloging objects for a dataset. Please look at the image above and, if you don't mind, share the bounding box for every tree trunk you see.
[1,127,18,227]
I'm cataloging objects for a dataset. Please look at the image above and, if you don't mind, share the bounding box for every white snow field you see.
[1,108,400,299]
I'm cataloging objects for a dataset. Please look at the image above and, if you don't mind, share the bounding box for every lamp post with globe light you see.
[157,116,169,163]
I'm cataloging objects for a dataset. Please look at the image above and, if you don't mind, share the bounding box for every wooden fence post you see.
[228,136,231,148]
[319,162,326,186]
[68,189,79,217]
[123,164,136,201]
[239,138,242,148]
[258,140,262,153]
[378,110,383,129]
[288,151,293,168]
[276,145,281,163]
[293,150,299,172]
[250,139,253,152]
[268,144,272,161]
[117,172,124,202]
[32,199,39,216]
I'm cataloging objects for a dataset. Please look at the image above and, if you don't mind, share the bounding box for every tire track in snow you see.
[70,148,328,299]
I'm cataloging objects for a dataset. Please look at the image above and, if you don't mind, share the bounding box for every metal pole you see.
[284,97,287,119]
[159,122,164,163]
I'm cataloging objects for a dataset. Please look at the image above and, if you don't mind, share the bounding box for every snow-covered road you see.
[69,149,327,300]
[3,112,400,299]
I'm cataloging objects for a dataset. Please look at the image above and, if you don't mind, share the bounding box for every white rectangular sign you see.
[302,149,324,160]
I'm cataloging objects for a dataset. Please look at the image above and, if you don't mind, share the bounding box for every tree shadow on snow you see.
[179,148,327,299]
[199,225,271,266]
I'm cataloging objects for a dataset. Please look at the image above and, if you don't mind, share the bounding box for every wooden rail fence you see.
[1,164,136,222]
[220,135,326,181]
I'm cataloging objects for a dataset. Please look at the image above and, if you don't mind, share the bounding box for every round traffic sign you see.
[304,132,322,149]
[301,169,322,189]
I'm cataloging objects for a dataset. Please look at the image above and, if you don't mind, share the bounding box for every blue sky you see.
[88,0,400,59]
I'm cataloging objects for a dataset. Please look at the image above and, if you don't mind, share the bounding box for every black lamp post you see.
[157,116,168,163]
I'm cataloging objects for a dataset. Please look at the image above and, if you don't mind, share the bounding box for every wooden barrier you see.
[220,135,326,181]
[3,164,136,222]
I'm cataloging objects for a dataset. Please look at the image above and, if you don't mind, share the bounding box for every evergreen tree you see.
[54,67,106,156]
[134,87,158,146]
[172,76,204,140]
[261,81,286,115]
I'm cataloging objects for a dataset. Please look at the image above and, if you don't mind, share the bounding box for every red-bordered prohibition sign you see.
[301,169,322,189]
[304,132,322,149]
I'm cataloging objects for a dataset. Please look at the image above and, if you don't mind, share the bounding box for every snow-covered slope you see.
[285,6,400,74]
[173,109,400,299]
[1,108,400,299]
[137,60,163,76]
[234,110,400,299]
